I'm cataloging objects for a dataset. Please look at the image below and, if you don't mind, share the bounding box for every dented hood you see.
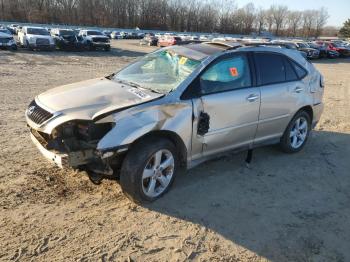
[37,78,163,120]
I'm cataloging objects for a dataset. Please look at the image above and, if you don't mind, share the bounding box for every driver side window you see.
[200,54,251,95]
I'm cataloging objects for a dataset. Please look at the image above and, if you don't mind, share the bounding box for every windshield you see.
[87,31,103,35]
[27,28,49,35]
[59,30,75,36]
[113,50,201,94]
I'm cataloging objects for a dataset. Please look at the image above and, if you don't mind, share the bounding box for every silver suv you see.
[26,42,324,202]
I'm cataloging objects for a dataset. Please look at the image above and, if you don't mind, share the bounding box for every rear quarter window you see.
[255,52,307,85]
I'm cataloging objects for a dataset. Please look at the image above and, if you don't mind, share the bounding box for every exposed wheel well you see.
[298,105,313,122]
[130,130,188,168]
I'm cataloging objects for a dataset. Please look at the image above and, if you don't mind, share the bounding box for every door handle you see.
[294,87,303,93]
[246,94,259,102]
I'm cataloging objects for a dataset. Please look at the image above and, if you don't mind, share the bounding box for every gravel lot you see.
[0,40,349,262]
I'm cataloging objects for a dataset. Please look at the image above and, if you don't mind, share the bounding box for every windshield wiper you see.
[113,77,164,94]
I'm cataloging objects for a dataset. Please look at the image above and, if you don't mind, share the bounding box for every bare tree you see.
[271,5,288,36]
[287,11,302,37]
[255,8,266,35]
[314,7,329,37]
[0,0,330,37]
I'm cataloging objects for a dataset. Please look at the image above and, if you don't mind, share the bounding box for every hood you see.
[0,32,12,38]
[36,78,163,120]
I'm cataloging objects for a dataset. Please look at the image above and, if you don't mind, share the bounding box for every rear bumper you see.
[312,102,324,128]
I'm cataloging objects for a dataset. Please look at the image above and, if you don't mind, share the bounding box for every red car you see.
[157,35,182,47]
[319,41,350,57]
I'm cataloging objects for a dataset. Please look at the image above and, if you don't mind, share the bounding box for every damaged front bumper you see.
[30,130,95,169]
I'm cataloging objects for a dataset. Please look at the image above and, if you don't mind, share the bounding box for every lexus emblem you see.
[28,106,35,115]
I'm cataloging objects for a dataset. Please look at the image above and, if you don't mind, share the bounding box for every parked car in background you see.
[294,42,320,59]
[15,26,23,35]
[110,31,122,39]
[157,35,182,47]
[325,42,350,57]
[0,30,17,50]
[25,43,324,203]
[102,30,112,39]
[308,42,339,58]
[0,27,12,35]
[7,24,19,34]
[18,26,55,51]
[124,32,139,39]
[79,30,110,51]
[139,33,158,46]
[51,28,85,51]
[270,41,308,58]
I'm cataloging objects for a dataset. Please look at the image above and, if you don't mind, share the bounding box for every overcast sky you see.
[235,0,349,27]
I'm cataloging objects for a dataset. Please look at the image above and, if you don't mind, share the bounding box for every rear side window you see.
[284,59,298,81]
[290,60,307,79]
[255,53,285,85]
[255,53,306,85]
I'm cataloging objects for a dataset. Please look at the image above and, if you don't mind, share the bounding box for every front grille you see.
[92,37,108,43]
[27,100,53,125]
[0,38,11,44]
[36,38,50,45]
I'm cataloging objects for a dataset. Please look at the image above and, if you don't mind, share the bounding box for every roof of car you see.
[167,42,308,67]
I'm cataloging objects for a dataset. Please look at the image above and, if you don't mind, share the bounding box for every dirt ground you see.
[0,40,349,262]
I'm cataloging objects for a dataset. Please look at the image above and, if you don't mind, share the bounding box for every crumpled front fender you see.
[96,101,193,154]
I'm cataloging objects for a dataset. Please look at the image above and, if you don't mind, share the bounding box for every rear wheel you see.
[120,138,178,203]
[280,110,311,153]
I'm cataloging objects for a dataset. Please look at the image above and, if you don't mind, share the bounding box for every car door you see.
[253,52,308,144]
[191,53,260,158]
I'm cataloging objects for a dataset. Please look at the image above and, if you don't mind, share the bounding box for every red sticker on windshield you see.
[230,67,238,76]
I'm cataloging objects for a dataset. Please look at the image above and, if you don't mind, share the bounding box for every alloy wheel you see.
[290,116,308,149]
[142,149,175,198]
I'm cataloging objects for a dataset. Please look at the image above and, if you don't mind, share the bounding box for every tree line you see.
[0,0,330,37]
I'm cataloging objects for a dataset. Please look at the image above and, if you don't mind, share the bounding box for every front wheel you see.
[120,138,178,203]
[280,110,311,153]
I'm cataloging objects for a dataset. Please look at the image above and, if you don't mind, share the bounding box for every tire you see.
[104,46,110,51]
[280,110,311,153]
[120,137,179,203]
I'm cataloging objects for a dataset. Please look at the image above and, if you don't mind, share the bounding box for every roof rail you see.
[203,41,243,50]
